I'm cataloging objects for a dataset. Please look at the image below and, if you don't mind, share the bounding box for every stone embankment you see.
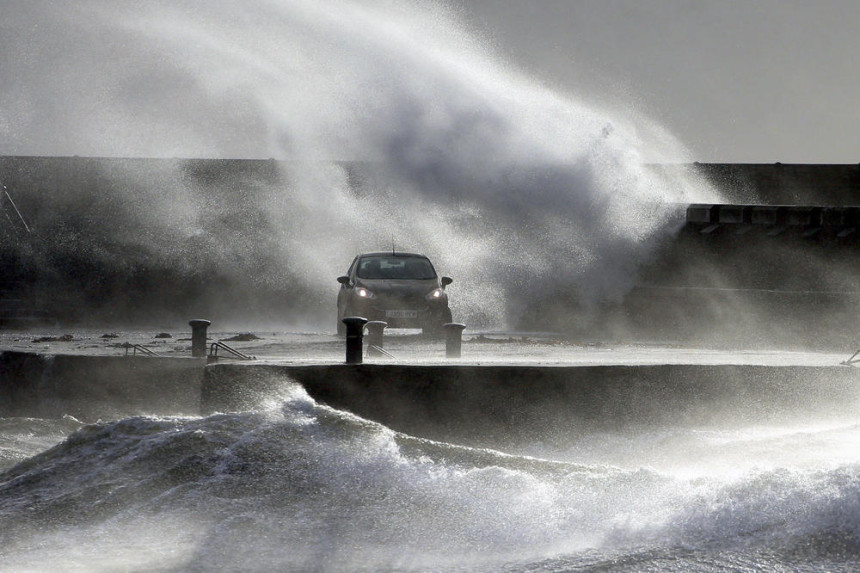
[3,350,858,449]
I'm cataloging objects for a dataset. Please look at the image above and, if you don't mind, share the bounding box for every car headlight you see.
[356,287,374,299]
[425,288,445,301]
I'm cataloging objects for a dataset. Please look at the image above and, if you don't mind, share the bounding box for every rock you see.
[223,333,261,342]
[32,334,73,343]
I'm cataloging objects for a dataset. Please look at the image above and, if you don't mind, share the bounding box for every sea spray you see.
[0,416,83,471]
[0,0,718,328]
[2,377,859,572]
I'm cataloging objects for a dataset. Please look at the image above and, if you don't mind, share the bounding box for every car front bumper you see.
[347,297,447,328]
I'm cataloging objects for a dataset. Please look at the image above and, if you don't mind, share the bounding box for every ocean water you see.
[1,375,858,572]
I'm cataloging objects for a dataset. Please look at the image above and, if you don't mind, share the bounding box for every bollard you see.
[189,319,211,358]
[342,316,368,364]
[444,323,466,358]
[365,321,387,357]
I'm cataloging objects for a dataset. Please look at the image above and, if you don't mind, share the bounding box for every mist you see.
[0,0,719,330]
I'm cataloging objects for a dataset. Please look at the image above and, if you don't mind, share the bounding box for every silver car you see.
[337,252,453,335]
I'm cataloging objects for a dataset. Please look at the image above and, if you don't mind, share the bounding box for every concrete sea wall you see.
[0,351,204,420]
[3,157,858,207]
[4,351,858,450]
[203,362,860,448]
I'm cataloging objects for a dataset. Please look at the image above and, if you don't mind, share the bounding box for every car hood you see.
[355,278,440,297]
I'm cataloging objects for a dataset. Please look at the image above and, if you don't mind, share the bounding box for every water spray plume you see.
[0,0,719,328]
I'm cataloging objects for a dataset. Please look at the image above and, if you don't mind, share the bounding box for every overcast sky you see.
[456,0,860,163]
[2,1,858,163]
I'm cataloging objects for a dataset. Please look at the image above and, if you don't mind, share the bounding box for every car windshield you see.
[356,256,436,280]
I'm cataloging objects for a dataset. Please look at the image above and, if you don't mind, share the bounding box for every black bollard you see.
[342,316,368,364]
[189,319,211,358]
[365,321,387,357]
[444,323,467,358]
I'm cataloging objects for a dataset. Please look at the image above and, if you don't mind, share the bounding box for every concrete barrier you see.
[686,204,720,224]
[4,350,859,450]
[686,203,860,239]
[718,204,751,224]
[751,205,785,226]
[786,206,821,226]
[201,362,860,449]
[0,351,205,420]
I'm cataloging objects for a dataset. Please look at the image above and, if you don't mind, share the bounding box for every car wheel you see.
[422,309,451,338]
[421,323,439,338]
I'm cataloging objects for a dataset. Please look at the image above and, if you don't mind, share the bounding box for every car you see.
[337,252,453,336]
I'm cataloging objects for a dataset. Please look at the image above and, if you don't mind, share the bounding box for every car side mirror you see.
[337,276,350,285]
[441,276,453,287]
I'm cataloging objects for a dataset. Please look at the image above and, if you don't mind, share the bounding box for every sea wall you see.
[3,157,859,207]
[4,351,859,447]
[0,351,204,420]
[6,352,860,447]
[204,362,860,449]
[687,162,860,206]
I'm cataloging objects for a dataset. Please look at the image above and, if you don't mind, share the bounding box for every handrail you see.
[367,345,396,359]
[208,341,256,362]
[122,342,161,357]
[2,184,31,233]
[841,349,860,366]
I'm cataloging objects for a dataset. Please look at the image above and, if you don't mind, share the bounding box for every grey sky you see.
[1,0,858,163]
[456,0,860,163]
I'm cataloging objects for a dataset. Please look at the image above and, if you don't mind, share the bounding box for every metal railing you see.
[208,341,256,363]
[1,184,31,234]
[122,342,161,357]
[841,349,860,366]
[367,345,396,359]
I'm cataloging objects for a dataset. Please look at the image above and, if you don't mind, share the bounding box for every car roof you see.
[358,252,429,259]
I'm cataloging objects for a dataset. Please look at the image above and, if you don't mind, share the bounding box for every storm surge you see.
[1,378,858,572]
[2,2,858,572]
[0,0,716,330]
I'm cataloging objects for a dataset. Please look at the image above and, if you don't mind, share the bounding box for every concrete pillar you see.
[342,317,368,364]
[444,323,466,358]
[365,321,387,357]
[188,319,211,358]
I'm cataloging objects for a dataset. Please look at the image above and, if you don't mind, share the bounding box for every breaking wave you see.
[0,0,717,329]
[1,378,858,572]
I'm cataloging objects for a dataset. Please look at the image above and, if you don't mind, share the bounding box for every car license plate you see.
[385,310,417,319]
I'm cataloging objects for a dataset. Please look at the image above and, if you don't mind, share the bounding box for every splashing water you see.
[1,378,859,572]
[1,0,718,328]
